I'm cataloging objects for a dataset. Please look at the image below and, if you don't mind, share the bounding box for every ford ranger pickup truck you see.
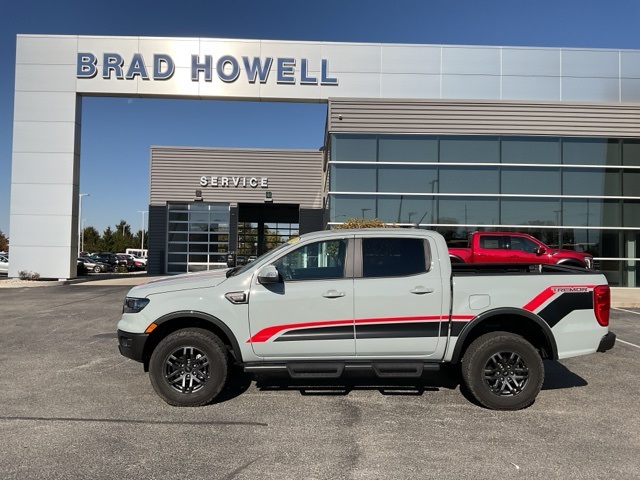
[448,231,594,269]
[117,228,614,410]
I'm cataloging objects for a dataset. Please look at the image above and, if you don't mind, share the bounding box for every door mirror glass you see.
[257,265,281,284]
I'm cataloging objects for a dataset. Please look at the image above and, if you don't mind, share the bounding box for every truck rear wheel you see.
[461,332,544,410]
[149,328,229,407]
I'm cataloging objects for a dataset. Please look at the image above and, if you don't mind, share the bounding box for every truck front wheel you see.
[461,332,544,410]
[149,328,229,407]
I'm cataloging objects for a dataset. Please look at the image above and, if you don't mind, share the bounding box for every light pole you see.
[78,193,89,255]
[81,219,86,253]
[138,210,148,250]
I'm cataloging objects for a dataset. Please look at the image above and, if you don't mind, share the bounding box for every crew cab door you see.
[248,236,356,358]
[353,235,445,357]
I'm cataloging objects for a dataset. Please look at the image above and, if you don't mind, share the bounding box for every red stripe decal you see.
[523,285,595,312]
[248,314,475,343]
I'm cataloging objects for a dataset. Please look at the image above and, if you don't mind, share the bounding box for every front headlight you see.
[123,297,150,313]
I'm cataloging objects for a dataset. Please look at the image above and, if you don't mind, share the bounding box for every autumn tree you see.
[0,229,8,252]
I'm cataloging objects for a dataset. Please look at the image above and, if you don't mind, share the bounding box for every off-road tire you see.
[461,331,544,410]
[149,328,229,407]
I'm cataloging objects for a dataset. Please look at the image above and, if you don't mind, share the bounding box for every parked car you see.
[118,253,146,270]
[91,252,133,271]
[78,256,112,273]
[0,254,8,274]
[448,232,594,269]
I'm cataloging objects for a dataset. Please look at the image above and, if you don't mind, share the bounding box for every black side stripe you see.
[537,292,593,328]
[273,321,471,342]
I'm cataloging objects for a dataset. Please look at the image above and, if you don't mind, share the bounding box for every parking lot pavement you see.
[0,284,638,480]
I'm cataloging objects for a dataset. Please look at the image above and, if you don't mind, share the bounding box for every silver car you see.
[0,254,8,274]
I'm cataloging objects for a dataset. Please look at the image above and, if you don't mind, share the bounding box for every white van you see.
[125,248,148,259]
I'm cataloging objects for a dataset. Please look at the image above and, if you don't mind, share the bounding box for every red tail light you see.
[593,285,610,327]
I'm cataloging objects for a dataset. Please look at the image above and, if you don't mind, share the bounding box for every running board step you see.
[286,362,344,379]
[371,362,437,378]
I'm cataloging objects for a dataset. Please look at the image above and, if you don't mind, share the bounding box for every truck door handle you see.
[410,286,434,295]
[323,290,346,298]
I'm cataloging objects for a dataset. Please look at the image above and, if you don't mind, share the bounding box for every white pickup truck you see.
[117,228,615,410]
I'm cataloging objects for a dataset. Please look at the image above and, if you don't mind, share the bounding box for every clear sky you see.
[2,0,640,237]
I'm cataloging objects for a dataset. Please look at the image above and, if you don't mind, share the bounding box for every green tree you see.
[0,229,8,251]
[100,226,115,252]
[81,226,101,254]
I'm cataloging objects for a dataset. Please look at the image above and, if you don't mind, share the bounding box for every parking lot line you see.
[617,339,640,349]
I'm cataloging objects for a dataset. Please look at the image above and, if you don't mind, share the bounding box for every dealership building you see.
[9,35,640,285]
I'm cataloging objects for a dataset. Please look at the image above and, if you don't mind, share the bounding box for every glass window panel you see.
[168,211,189,221]
[168,254,187,262]
[330,134,377,162]
[562,138,620,165]
[189,202,209,212]
[189,223,208,232]
[189,212,209,224]
[501,137,560,164]
[168,232,187,242]
[440,136,499,163]
[376,196,432,224]
[189,244,209,253]
[563,199,621,228]
[562,168,620,196]
[501,198,561,226]
[209,234,229,242]
[189,233,208,243]
[502,167,560,195]
[189,254,208,262]
[167,264,187,273]
[362,238,428,277]
[623,201,640,227]
[438,197,499,225]
[378,136,438,162]
[329,194,377,222]
[377,165,438,193]
[209,254,227,262]
[209,244,228,253]
[330,164,376,192]
[623,169,640,197]
[168,222,188,232]
[622,139,640,166]
[168,203,188,210]
[168,244,187,253]
[439,166,499,194]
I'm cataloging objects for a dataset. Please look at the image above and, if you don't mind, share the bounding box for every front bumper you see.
[117,329,149,362]
[597,331,616,353]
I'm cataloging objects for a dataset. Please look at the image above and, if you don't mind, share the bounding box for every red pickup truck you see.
[449,232,594,269]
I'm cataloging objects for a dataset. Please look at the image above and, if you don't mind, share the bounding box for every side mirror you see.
[537,246,547,255]
[257,265,281,284]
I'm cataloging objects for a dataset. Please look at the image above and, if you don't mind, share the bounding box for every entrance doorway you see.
[237,203,300,263]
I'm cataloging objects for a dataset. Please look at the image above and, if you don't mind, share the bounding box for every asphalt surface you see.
[0,283,638,479]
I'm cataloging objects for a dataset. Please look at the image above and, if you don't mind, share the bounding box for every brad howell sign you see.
[200,176,269,188]
[77,52,339,85]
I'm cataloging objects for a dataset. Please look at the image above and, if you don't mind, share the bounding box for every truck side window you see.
[362,238,428,278]
[479,235,505,249]
[274,239,346,281]
[509,236,539,253]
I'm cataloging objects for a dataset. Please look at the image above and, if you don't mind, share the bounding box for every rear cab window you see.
[360,237,429,278]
